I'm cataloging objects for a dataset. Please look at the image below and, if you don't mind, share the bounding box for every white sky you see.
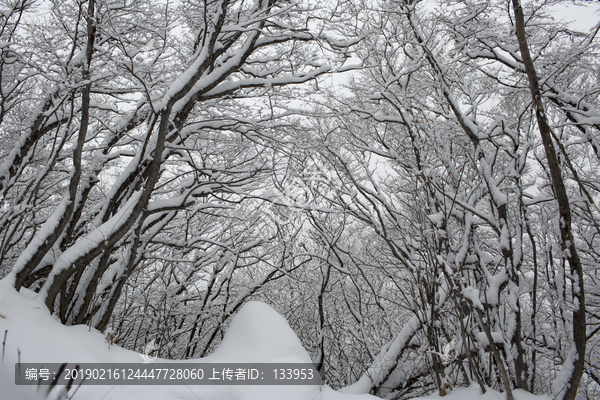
[551,1,600,31]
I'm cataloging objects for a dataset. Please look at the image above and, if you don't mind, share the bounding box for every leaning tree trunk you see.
[511,1,586,399]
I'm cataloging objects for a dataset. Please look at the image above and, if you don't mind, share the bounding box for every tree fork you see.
[476,307,514,400]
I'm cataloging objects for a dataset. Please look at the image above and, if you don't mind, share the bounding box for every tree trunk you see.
[476,308,514,400]
[511,1,586,399]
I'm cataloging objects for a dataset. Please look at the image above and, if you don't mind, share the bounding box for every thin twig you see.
[2,330,7,363]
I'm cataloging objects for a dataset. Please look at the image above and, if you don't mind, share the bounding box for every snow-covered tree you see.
[0,0,356,327]
[270,0,599,398]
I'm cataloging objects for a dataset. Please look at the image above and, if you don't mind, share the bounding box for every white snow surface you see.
[0,280,551,400]
[203,301,312,364]
[0,280,375,400]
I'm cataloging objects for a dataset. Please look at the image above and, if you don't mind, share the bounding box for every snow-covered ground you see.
[0,279,549,400]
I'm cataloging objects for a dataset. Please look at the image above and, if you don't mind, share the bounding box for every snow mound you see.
[0,281,379,400]
[0,281,553,400]
[206,301,312,363]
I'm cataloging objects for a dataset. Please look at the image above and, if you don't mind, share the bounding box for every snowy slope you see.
[0,279,376,400]
[0,280,550,400]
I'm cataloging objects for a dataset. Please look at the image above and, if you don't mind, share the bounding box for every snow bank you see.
[205,301,312,363]
[0,282,376,400]
[0,283,551,400]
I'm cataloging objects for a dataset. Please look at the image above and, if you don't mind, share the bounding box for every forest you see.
[0,0,598,399]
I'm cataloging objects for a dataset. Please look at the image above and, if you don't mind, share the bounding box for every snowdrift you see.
[0,280,551,400]
[0,280,375,400]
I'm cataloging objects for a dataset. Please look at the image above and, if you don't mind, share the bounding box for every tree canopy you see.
[0,0,599,399]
